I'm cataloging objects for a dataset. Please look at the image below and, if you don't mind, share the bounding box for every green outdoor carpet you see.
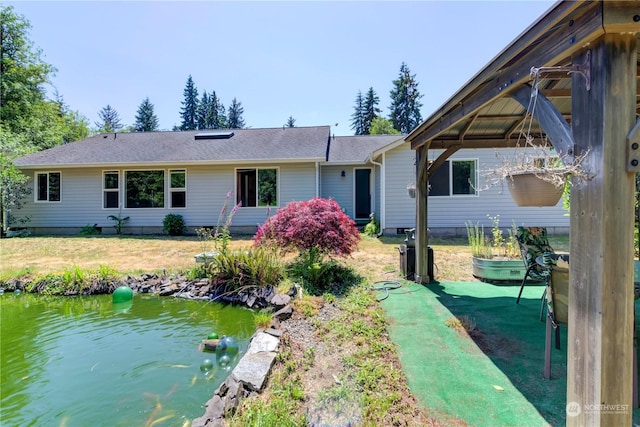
[379,280,640,427]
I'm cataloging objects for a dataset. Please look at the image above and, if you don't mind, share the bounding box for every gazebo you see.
[406,1,639,425]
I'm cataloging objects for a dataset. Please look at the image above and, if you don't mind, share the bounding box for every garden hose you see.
[370,280,402,301]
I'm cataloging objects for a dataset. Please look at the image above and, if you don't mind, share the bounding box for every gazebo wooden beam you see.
[567,31,637,426]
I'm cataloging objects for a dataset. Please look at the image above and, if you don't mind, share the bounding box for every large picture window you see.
[36,172,61,202]
[103,171,119,209]
[125,170,164,208]
[428,160,477,197]
[169,170,186,208]
[236,168,277,207]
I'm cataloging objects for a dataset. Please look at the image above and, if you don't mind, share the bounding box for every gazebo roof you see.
[407,1,640,151]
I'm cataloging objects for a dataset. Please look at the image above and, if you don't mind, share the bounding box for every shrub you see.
[287,248,362,295]
[254,197,360,257]
[79,224,101,235]
[210,246,284,291]
[363,213,380,237]
[163,213,186,236]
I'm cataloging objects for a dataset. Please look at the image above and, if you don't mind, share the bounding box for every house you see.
[12,125,569,236]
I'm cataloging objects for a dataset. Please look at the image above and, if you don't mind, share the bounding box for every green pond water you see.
[0,292,256,426]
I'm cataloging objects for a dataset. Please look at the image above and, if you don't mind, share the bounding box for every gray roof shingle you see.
[14,126,331,167]
[326,135,405,163]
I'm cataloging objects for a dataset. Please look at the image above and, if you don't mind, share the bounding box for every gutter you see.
[367,153,385,237]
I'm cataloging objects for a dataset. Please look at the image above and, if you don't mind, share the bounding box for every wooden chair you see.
[543,257,638,407]
[543,258,569,379]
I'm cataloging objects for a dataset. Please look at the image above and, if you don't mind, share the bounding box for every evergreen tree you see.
[388,62,423,134]
[362,87,381,135]
[350,91,365,135]
[196,91,210,130]
[286,116,296,127]
[134,97,159,132]
[227,98,245,129]
[210,91,227,129]
[179,75,198,130]
[95,104,123,133]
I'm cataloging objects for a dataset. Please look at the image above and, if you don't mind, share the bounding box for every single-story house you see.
[12,125,569,236]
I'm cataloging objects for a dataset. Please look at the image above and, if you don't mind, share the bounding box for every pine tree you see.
[196,91,210,130]
[388,62,423,134]
[227,98,245,129]
[350,91,365,135]
[362,87,381,135]
[134,97,159,132]
[179,75,198,130]
[95,105,123,133]
[286,116,296,127]
[210,91,227,129]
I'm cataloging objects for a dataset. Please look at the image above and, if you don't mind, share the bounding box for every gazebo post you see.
[415,145,430,283]
[567,31,637,425]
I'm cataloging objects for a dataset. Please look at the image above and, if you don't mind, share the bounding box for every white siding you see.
[383,143,417,230]
[320,166,353,216]
[380,143,570,235]
[17,163,319,233]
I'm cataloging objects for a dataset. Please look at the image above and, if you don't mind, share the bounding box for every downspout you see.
[367,153,385,237]
[315,162,320,197]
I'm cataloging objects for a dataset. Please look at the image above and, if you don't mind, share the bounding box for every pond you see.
[0,292,256,426]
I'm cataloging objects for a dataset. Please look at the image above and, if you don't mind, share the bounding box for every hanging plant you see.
[482,66,590,206]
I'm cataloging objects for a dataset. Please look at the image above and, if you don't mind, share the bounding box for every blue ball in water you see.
[200,358,214,373]
[112,286,133,303]
[217,336,239,356]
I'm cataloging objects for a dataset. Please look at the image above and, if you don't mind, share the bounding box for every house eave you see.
[15,157,326,169]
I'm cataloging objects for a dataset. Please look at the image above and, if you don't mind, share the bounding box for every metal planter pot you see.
[472,256,532,283]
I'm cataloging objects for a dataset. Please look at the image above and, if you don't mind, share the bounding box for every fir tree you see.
[95,105,123,133]
[196,91,210,130]
[362,87,381,135]
[134,97,159,132]
[210,91,227,129]
[286,116,296,127]
[388,62,423,134]
[350,91,365,135]
[227,98,245,129]
[179,75,198,130]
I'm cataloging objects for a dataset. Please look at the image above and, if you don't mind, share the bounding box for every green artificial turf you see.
[379,280,640,427]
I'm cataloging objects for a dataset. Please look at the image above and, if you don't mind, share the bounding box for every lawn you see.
[0,233,569,281]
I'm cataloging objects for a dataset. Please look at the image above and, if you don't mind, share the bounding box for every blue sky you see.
[8,1,555,135]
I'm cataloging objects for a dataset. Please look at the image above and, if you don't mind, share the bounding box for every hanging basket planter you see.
[507,171,565,207]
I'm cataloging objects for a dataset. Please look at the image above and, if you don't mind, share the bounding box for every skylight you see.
[194,131,235,140]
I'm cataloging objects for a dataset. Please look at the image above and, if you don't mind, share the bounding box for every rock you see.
[246,332,279,354]
[232,351,277,392]
[270,293,291,307]
[273,304,293,321]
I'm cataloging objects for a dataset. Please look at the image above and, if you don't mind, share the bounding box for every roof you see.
[14,126,331,168]
[406,1,640,151]
[326,134,405,164]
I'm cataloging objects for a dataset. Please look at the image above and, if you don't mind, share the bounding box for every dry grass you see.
[0,233,569,280]
[0,235,253,275]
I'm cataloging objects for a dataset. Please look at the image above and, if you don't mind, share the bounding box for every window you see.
[236,168,277,207]
[428,160,477,196]
[170,170,186,208]
[103,171,119,209]
[125,170,164,208]
[36,172,61,202]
